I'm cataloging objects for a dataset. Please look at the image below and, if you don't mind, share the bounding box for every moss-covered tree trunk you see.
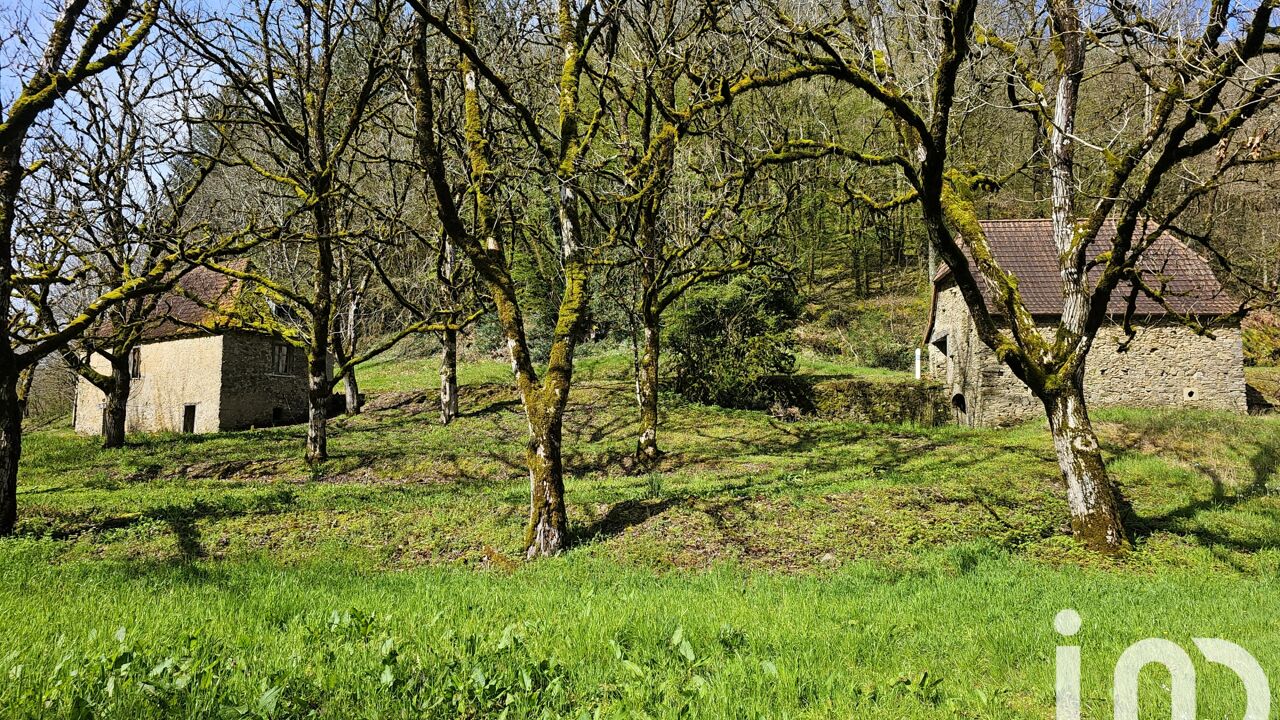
[102,358,131,448]
[440,328,458,424]
[1042,373,1126,554]
[634,200,663,464]
[410,1,592,558]
[524,409,567,556]
[306,241,333,463]
[306,348,329,463]
[306,188,335,463]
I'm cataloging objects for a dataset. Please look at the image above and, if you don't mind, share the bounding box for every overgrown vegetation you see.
[667,271,802,410]
[1243,311,1280,367]
[811,377,949,425]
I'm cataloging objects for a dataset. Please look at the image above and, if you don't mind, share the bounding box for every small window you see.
[182,404,197,433]
[272,344,290,375]
[129,347,142,378]
[931,334,949,358]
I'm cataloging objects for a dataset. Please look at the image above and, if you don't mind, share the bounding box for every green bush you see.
[667,270,801,409]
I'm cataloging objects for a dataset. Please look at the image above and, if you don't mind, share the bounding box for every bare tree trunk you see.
[0,157,22,535]
[439,328,458,424]
[633,196,664,464]
[1042,374,1127,554]
[342,366,360,416]
[1049,0,1087,335]
[338,285,361,416]
[306,348,328,464]
[0,366,19,536]
[306,196,334,463]
[525,413,567,558]
[439,231,460,425]
[636,314,660,463]
[102,359,130,449]
[1042,0,1125,554]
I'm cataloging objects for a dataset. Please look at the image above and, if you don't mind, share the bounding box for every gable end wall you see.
[73,335,224,435]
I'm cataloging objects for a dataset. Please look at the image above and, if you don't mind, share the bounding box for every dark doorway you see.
[951,393,968,427]
[182,404,197,434]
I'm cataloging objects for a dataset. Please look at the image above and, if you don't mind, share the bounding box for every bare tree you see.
[178,0,401,462]
[0,0,161,535]
[605,0,758,463]
[410,0,622,556]
[0,0,268,534]
[773,0,1280,552]
[351,106,482,425]
[44,33,216,448]
[410,0,833,554]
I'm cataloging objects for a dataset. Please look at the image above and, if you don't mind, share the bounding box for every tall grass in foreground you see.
[2,540,1275,719]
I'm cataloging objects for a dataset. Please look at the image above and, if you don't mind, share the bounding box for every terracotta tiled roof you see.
[936,219,1238,318]
[140,262,245,341]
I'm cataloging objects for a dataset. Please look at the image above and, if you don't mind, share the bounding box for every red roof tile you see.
[938,219,1237,318]
[140,263,245,341]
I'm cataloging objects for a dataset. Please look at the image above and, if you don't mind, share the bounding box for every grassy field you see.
[5,350,1280,718]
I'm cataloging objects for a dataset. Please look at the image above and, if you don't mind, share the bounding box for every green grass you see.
[6,357,1280,717]
[4,543,1280,718]
[358,347,636,395]
[794,352,914,380]
[1248,365,1280,405]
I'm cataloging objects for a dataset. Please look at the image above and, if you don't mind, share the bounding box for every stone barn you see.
[924,219,1246,427]
[73,266,310,436]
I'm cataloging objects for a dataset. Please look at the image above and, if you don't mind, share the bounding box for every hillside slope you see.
[19,356,1280,572]
[6,357,1280,718]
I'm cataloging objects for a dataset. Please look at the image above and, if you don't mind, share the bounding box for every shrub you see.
[667,270,801,409]
[1243,311,1280,367]
[799,294,927,371]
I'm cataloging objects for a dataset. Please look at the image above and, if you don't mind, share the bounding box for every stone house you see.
[925,219,1246,427]
[73,266,310,436]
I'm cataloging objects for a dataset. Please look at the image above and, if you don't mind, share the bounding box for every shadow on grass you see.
[32,489,300,561]
[571,496,683,545]
[1122,431,1280,553]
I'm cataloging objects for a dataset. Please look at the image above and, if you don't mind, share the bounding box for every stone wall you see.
[73,335,224,435]
[218,332,310,430]
[811,377,950,426]
[928,283,1247,427]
